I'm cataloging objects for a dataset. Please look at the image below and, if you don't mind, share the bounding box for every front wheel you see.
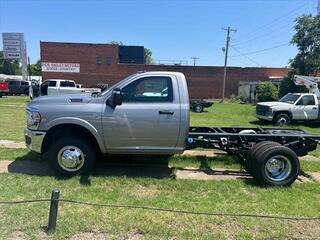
[273,113,290,126]
[49,137,96,176]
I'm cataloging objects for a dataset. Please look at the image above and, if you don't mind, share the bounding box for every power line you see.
[230,46,263,67]
[230,42,290,58]
[232,22,293,47]
[235,2,308,42]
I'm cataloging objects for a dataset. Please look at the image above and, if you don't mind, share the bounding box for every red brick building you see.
[40,42,290,98]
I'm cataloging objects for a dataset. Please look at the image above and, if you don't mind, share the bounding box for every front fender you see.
[44,117,107,153]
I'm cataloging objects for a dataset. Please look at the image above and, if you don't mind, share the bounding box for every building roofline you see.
[40,41,144,48]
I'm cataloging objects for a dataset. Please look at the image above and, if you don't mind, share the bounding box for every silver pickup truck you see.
[25,71,320,186]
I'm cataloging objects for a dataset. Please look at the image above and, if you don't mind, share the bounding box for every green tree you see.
[279,14,320,97]
[0,51,21,75]
[290,14,320,75]
[256,81,278,102]
[144,48,153,64]
[28,60,42,76]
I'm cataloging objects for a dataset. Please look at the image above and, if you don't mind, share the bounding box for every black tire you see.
[193,104,204,113]
[254,146,299,186]
[273,113,290,126]
[49,137,96,176]
[247,141,280,176]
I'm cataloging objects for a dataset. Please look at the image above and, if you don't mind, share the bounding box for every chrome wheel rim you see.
[195,105,202,112]
[277,117,288,125]
[264,155,292,182]
[57,146,85,172]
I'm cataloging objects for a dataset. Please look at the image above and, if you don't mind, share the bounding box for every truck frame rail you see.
[187,126,320,157]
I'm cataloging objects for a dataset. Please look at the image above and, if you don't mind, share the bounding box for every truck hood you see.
[28,93,94,107]
[257,101,292,108]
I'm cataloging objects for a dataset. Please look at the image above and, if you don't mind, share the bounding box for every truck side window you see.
[21,81,29,86]
[49,81,57,87]
[60,81,76,87]
[122,77,173,102]
[296,95,315,105]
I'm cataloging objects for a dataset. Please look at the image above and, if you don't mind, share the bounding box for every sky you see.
[0,0,318,67]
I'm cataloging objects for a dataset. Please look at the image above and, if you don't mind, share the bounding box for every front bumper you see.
[24,128,46,153]
[256,114,273,121]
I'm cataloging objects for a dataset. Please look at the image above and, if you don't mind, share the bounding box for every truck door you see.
[102,75,181,154]
[293,95,318,120]
[47,80,57,95]
[58,81,77,95]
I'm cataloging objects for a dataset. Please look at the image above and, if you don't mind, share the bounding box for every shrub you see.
[256,81,278,102]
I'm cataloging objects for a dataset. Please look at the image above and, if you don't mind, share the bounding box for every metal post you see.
[191,56,199,66]
[47,189,60,232]
[21,40,28,82]
[222,27,237,102]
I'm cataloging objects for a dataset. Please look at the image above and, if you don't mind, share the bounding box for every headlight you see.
[267,107,273,114]
[26,111,41,129]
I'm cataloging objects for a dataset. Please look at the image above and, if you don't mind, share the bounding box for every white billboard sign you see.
[3,32,22,40]
[3,39,21,46]
[42,62,80,73]
[2,32,24,60]
[4,45,21,52]
[4,52,21,59]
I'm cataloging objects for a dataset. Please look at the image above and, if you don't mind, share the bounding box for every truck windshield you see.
[98,73,138,96]
[279,93,300,104]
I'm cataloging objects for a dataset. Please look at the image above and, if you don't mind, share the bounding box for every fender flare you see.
[44,117,107,153]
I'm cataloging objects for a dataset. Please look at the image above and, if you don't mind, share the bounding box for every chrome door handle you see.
[159,110,174,115]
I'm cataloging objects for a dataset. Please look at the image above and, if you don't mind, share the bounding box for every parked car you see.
[190,99,214,113]
[256,93,320,125]
[0,81,9,98]
[30,79,101,99]
[25,71,320,186]
[5,79,30,96]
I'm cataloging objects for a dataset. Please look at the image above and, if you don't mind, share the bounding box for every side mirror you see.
[107,88,122,107]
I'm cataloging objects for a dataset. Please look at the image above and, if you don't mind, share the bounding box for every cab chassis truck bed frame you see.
[187,126,320,186]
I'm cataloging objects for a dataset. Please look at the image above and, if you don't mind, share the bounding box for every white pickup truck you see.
[30,79,100,99]
[256,93,319,125]
[256,75,320,125]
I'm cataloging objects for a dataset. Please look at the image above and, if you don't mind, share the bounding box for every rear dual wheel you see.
[247,142,299,186]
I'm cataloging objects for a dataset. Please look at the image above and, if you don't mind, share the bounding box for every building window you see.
[97,56,102,65]
[106,56,111,65]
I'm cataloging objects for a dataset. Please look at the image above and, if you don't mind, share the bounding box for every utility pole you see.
[191,56,200,66]
[221,26,237,102]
